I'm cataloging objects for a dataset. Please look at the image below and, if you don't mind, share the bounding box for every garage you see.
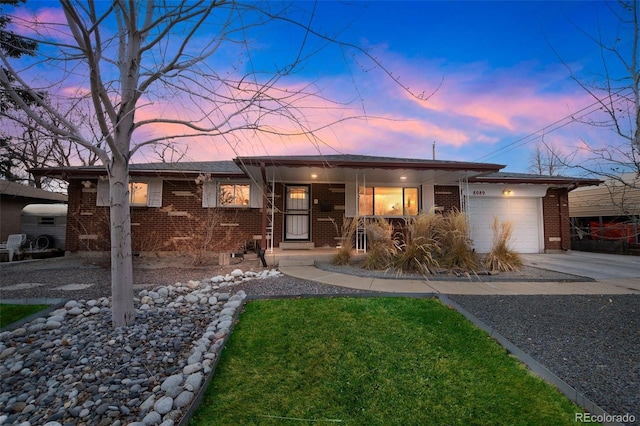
[467,195,543,254]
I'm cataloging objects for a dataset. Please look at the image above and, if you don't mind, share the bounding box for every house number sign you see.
[472,190,486,196]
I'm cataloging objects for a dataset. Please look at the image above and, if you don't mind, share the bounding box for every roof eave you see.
[235,156,504,173]
[29,166,246,180]
[470,176,603,187]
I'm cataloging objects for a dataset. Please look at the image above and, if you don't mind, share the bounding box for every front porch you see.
[263,247,363,267]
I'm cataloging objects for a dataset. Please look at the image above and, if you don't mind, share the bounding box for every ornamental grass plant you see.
[361,217,396,270]
[394,211,444,275]
[483,217,523,272]
[332,216,360,265]
[392,236,440,275]
[437,209,480,272]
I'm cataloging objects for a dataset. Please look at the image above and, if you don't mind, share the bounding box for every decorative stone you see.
[154,396,173,415]
[0,267,257,425]
[182,363,202,375]
[173,390,194,409]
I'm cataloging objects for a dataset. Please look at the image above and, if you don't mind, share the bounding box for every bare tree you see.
[150,142,189,164]
[556,1,640,187]
[528,140,573,176]
[1,100,100,188]
[0,1,433,326]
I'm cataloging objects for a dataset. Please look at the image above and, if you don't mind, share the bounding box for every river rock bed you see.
[0,269,280,426]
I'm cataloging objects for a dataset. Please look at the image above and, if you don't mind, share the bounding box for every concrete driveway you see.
[521,251,640,280]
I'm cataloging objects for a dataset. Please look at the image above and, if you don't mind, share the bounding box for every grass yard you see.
[190,297,583,425]
[0,303,50,328]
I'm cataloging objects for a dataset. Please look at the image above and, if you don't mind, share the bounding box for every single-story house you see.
[31,154,600,256]
[569,172,639,250]
[0,180,68,243]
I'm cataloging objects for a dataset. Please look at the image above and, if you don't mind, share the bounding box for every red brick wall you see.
[434,185,461,212]
[542,188,571,251]
[68,180,569,253]
[310,183,346,247]
[66,180,109,251]
[67,179,265,254]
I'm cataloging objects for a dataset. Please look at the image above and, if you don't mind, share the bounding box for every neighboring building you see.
[0,180,68,243]
[31,155,600,256]
[569,172,639,251]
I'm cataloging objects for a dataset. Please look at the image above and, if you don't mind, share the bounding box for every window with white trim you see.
[129,182,148,206]
[219,183,250,206]
[96,178,163,207]
[358,186,419,216]
[202,180,257,208]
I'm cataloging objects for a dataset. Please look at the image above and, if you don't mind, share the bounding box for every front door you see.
[284,185,310,240]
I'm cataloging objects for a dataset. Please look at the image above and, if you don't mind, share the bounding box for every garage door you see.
[467,197,542,254]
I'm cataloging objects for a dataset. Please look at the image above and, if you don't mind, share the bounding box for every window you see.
[202,181,259,208]
[96,178,162,207]
[129,182,148,206]
[219,183,250,206]
[359,186,419,216]
[39,217,55,225]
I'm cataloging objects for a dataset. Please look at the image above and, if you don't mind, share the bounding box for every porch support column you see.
[260,162,268,251]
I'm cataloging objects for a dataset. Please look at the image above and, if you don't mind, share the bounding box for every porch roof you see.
[234,154,505,185]
[469,172,602,189]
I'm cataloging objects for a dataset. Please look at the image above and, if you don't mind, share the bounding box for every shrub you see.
[332,215,360,265]
[407,208,444,243]
[483,217,523,272]
[366,216,395,244]
[437,210,479,272]
[393,236,440,275]
[362,240,396,270]
[362,217,396,270]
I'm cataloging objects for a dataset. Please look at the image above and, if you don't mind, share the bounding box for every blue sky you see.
[7,1,627,174]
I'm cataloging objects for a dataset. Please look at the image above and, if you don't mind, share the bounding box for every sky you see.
[4,1,631,174]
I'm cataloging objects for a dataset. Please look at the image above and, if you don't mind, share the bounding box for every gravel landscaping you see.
[0,255,638,425]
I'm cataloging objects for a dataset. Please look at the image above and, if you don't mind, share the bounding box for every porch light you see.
[311,173,318,179]
[400,176,407,180]
[503,189,513,196]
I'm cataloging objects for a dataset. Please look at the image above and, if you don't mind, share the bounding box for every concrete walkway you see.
[279,252,640,295]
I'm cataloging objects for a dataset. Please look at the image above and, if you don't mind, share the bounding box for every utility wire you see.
[473,87,632,163]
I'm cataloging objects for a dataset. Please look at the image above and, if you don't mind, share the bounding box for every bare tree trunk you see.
[109,157,135,327]
[1,0,433,328]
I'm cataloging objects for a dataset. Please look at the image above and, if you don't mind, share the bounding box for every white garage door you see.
[467,197,542,254]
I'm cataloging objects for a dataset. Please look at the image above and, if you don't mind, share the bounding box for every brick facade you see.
[542,187,571,251]
[65,179,351,254]
[64,178,573,255]
[67,179,263,254]
[434,185,461,213]
[309,183,347,247]
[266,183,347,248]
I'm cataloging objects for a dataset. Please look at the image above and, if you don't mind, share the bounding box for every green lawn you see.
[0,303,50,328]
[190,297,584,425]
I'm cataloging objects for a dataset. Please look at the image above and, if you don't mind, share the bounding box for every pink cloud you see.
[10,7,73,42]
[50,33,616,173]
